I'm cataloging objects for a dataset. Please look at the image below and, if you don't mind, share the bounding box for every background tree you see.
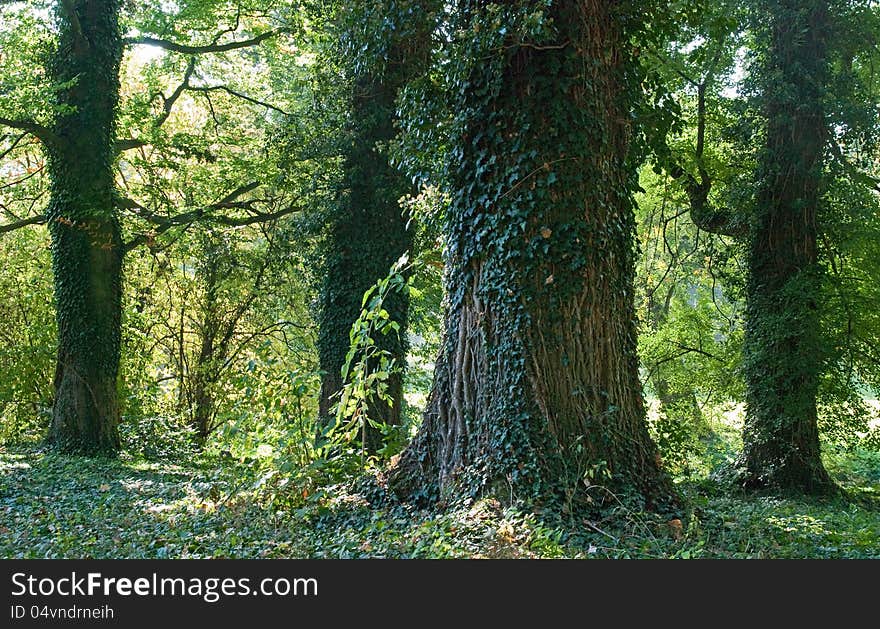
[113,1,312,455]
[815,0,880,452]
[636,166,744,475]
[1,0,300,454]
[641,0,880,488]
[315,0,434,452]
[737,0,835,492]
[633,0,750,475]
[0,3,57,442]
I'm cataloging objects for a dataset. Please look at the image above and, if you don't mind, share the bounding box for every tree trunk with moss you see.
[317,2,431,452]
[391,0,673,508]
[45,0,123,454]
[739,0,835,493]
[316,73,411,449]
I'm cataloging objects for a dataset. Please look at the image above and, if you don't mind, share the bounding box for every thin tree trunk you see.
[190,247,220,444]
[46,0,123,454]
[190,336,217,445]
[191,372,215,444]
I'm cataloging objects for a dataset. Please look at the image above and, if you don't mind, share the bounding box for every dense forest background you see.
[1,0,879,558]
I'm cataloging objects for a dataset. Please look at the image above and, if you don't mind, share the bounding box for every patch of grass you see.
[0,446,311,558]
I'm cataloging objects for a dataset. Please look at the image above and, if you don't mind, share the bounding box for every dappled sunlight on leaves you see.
[2,440,877,559]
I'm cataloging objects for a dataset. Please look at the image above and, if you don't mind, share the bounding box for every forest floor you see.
[1,440,878,559]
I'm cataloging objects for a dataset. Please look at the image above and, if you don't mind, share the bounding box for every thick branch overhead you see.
[187,85,290,117]
[124,29,286,55]
[0,213,46,234]
[0,116,61,148]
[121,182,298,252]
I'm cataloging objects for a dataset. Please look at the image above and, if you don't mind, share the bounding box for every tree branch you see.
[156,57,197,127]
[666,80,747,238]
[59,0,90,54]
[644,44,699,87]
[671,341,722,362]
[0,164,44,191]
[115,138,148,152]
[124,29,286,55]
[828,140,880,194]
[0,117,60,148]
[212,204,299,227]
[0,214,46,234]
[115,58,197,154]
[212,181,261,206]
[123,201,298,252]
[122,182,299,253]
[115,56,288,154]
[188,84,290,117]
[0,133,27,161]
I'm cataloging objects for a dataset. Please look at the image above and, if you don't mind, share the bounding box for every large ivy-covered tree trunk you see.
[739,0,835,493]
[392,0,672,507]
[45,0,123,454]
[317,2,431,451]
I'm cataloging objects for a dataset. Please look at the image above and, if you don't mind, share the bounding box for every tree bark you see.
[317,3,431,451]
[391,0,674,508]
[739,0,835,493]
[316,73,411,446]
[45,0,123,454]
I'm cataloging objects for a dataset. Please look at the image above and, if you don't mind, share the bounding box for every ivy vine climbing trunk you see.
[739,0,835,493]
[391,0,673,507]
[45,0,123,454]
[317,1,431,452]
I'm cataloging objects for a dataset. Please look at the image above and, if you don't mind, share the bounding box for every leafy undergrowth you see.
[1,444,878,559]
